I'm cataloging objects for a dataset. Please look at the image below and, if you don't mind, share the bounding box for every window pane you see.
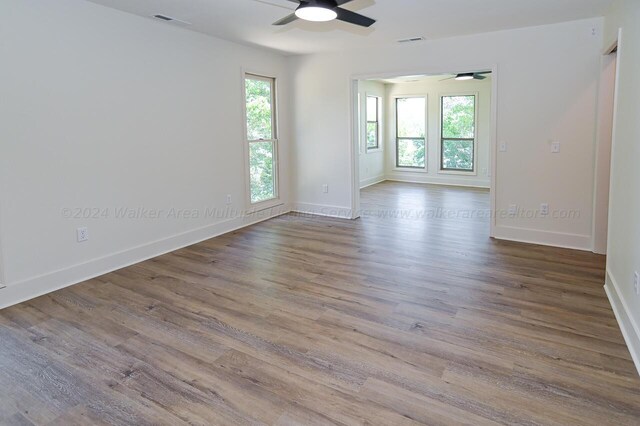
[442,95,475,138]
[366,96,378,122]
[397,139,425,168]
[249,141,275,203]
[245,78,273,141]
[442,139,473,170]
[367,122,378,149]
[397,98,425,138]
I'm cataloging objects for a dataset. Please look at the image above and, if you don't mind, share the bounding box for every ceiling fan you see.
[273,0,376,28]
[441,71,492,82]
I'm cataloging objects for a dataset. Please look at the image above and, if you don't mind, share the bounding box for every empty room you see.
[1,0,639,424]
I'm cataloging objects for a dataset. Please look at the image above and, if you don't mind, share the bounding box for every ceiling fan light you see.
[455,73,475,81]
[295,5,338,22]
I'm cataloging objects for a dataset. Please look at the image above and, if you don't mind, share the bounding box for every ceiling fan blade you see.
[284,0,354,3]
[474,74,487,80]
[273,13,299,25]
[335,7,375,27]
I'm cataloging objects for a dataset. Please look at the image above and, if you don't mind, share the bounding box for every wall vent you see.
[397,36,426,44]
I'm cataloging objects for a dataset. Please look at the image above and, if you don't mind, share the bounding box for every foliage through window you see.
[245,75,277,204]
[441,95,475,171]
[396,97,426,168]
[366,96,380,150]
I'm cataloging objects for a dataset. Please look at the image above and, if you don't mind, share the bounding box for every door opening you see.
[592,37,620,254]
[351,70,497,238]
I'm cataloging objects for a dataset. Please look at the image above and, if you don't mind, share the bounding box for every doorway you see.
[592,36,620,254]
[350,70,497,237]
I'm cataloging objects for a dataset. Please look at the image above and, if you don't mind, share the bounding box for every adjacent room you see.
[357,72,493,239]
[2,0,640,424]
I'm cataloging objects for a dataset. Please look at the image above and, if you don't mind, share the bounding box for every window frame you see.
[438,92,478,175]
[243,72,281,209]
[365,95,381,152]
[394,95,428,171]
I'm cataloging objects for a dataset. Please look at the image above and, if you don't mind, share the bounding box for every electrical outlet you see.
[551,141,561,153]
[226,194,232,205]
[508,204,518,216]
[540,203,549,216]
[499,142,507,152]
[322,184,329,194]
[634,272,639,296]
[77,227,89,243]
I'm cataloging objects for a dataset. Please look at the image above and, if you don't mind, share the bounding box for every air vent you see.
[152,14,192,25]
[397,36,426,44]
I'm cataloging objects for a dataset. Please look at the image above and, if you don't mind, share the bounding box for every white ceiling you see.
[85,0,613,55]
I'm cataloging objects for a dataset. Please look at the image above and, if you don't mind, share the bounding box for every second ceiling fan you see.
[441,72,492,82]
[273,0,376,28]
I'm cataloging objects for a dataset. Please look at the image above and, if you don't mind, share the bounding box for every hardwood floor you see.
[1,181,639,425]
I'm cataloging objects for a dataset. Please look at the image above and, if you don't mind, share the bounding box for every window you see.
[441,95,476,172]
[245,74,278,204]
[396,97,426,168]
[366,96,380,150]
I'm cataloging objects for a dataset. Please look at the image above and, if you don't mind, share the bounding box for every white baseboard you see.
[605,270,640,376]
[0,205,290,310]
[493,225,592,251]
[360,176,386,189]
[290,203,353,219]
[386,173,490,189]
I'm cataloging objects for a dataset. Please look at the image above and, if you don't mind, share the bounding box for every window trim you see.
[438,92,479,175]
[365,94,381,152]
[394,95,428,171]
[243,72,282,210]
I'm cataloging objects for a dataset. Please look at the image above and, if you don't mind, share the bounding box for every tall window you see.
[441,95,476,172]
[366,96,380,150]
[245,74,278,204]
[396,97,426,168]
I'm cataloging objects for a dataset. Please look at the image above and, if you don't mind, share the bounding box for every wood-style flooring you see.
[1,181,639,425]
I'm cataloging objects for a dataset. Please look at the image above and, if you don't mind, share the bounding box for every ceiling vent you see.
[153,14,192,25]
[397,36,426,44]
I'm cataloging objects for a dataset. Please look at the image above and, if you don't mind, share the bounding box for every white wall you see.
[358,80,386,188]
[289,18,603,249]
[603,0,640,373]
[385,77,492,188]
[0,0,291,308]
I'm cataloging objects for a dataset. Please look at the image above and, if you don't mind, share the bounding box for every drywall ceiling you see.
[85,0,612,55]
